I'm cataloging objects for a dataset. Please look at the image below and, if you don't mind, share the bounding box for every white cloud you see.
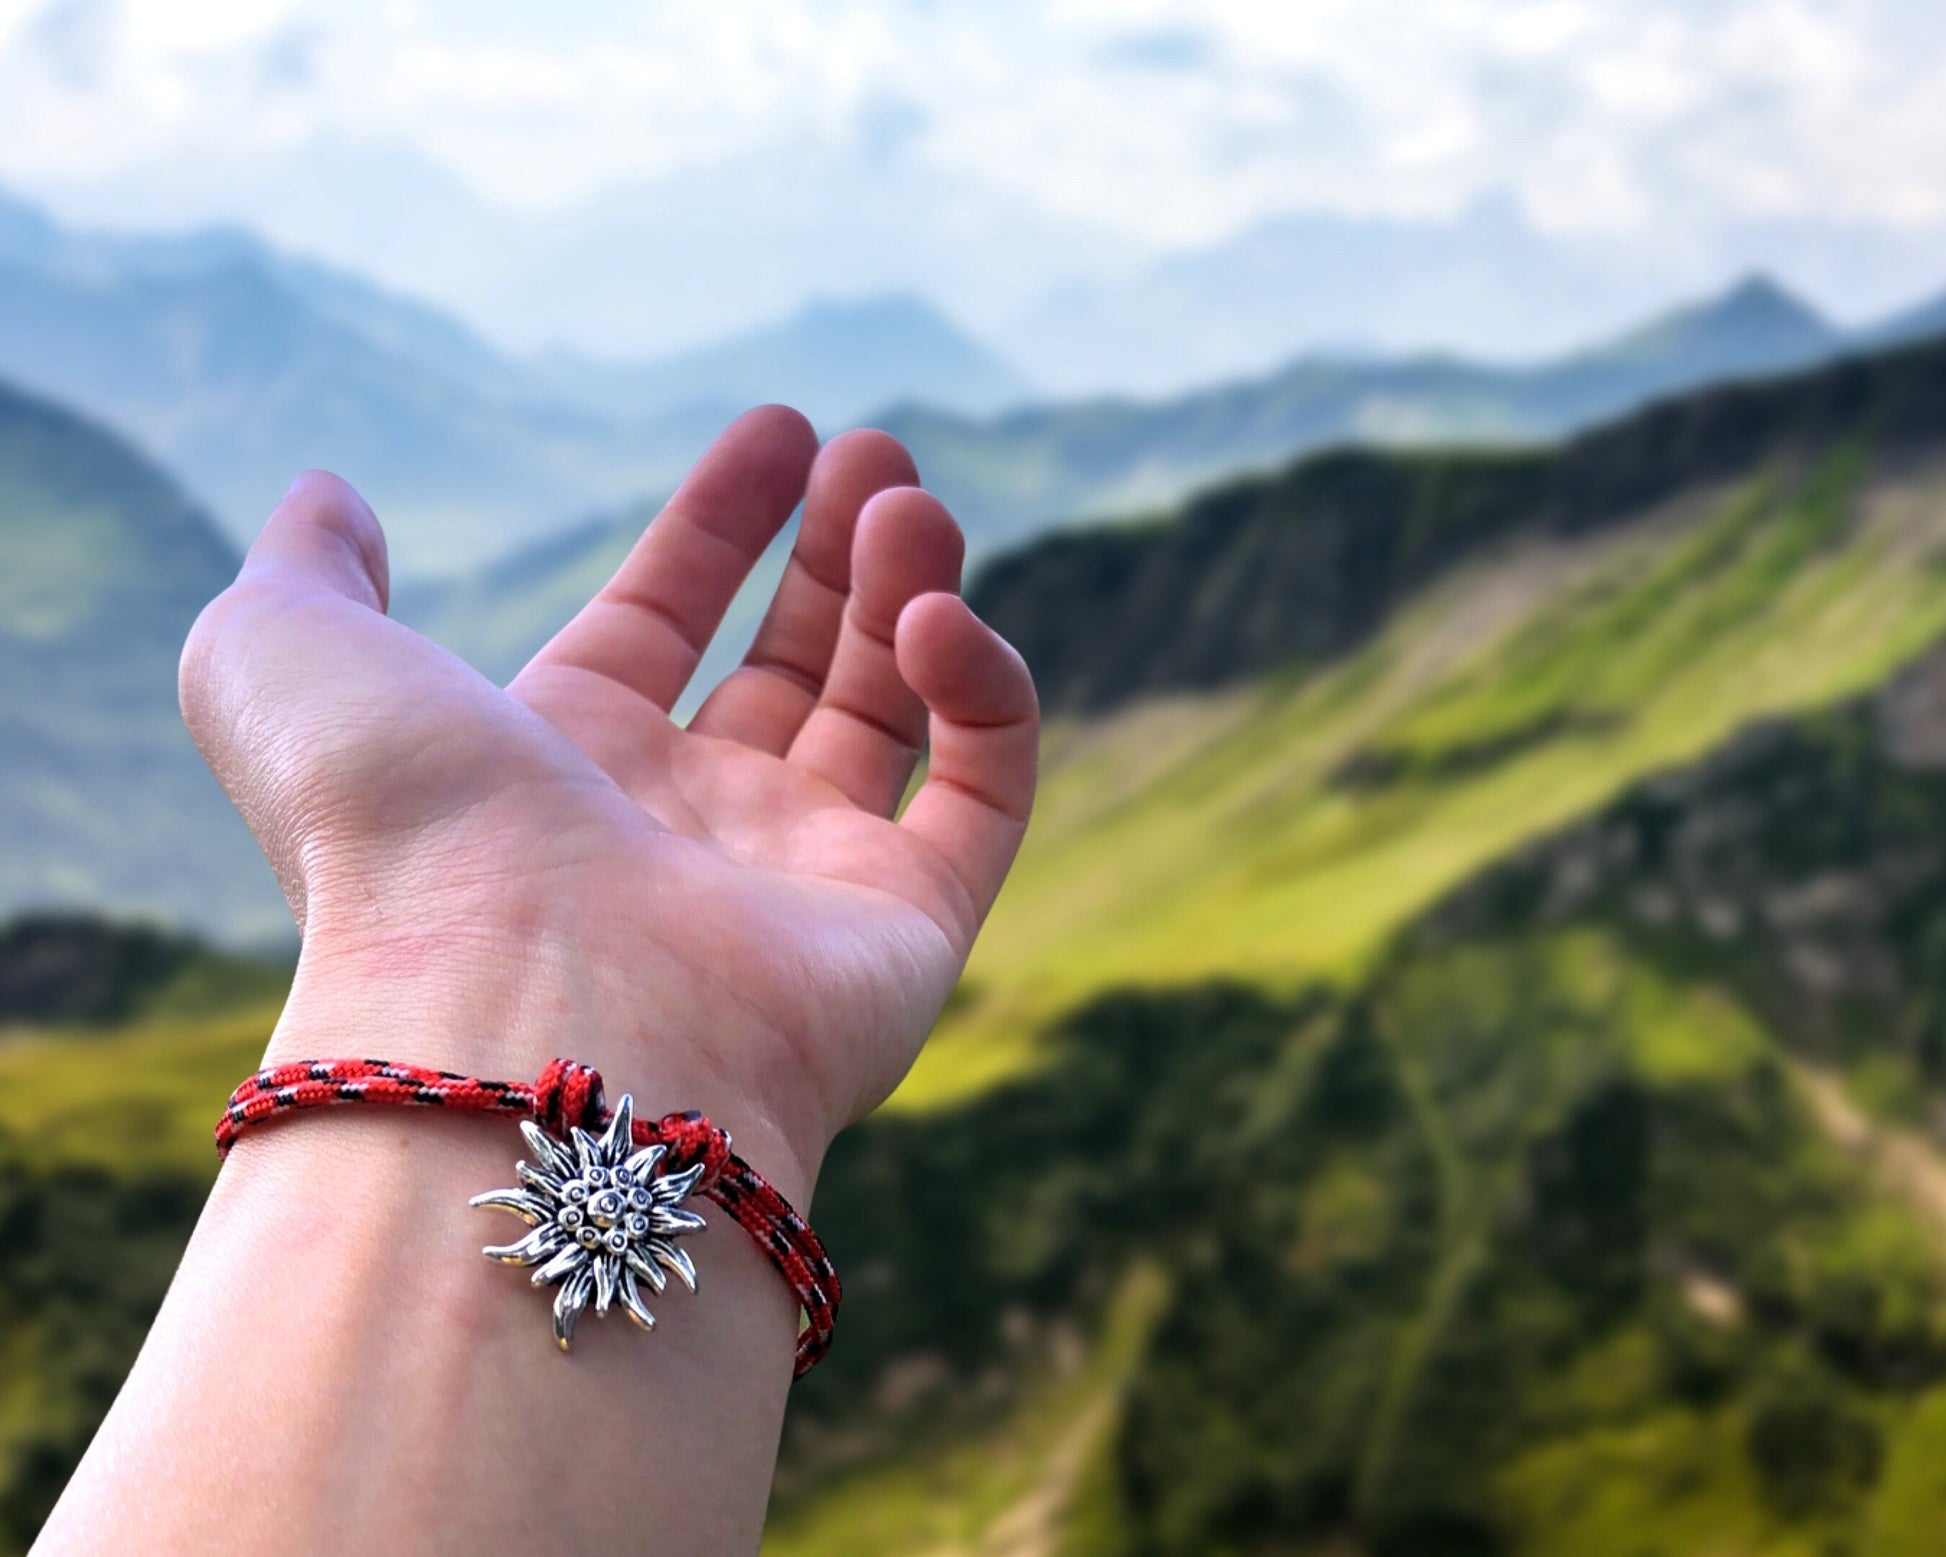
[0,0,1940,355]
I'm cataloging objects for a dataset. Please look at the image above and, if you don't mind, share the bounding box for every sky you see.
[1,0,1942,388]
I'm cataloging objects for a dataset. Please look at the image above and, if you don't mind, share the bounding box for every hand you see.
[42,409,1035,1556]
[179,406,1038,1195]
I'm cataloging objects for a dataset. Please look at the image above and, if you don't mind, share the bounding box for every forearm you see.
[34,944,820,1555]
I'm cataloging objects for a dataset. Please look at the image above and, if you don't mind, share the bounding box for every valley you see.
[12,333,1946,1549]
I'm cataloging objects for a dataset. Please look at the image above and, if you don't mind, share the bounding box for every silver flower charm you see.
[470,1094,707,1350]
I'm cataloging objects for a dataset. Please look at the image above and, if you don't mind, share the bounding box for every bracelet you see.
[214,1056,840,1377]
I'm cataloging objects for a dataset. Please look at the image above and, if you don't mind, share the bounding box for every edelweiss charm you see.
[470,1094,708,1350]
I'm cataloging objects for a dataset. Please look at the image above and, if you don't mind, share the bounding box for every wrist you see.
[265,918,825,1210]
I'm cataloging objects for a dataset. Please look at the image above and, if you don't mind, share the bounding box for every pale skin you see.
[32,406,1039,1555]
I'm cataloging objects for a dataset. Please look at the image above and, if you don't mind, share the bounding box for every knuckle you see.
[174,574,305,743]
[176,596,225,735]
[176,580,258,739]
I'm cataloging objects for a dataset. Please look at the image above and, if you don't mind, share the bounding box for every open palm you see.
[180,407,1038,1176]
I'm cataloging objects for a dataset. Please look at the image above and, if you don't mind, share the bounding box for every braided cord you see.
[216,1057,840,1378]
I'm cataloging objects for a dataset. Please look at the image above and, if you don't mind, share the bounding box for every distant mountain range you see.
[12,180,1946,603]
[0,188,1029,576]
[1009,192,1650,394]
[405,274,1933,692]
[533,292,1029,427]
[969,300,1937,716]
[881,274,1893,555]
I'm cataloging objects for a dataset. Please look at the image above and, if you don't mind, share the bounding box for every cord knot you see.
[644,1110,733,1189]
[533,1057,607,1136]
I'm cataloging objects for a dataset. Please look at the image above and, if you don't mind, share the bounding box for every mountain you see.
[16,334,1946,1552]
[1568,274,1838,382]
[0,191,1028,577]
[1002,193,1663,395]
[1861,284,1946,354]
[0,189,707,577]
[390,511,644,688]
[779,635,1946,1548]
[537,293,1030,428]
[2,179,1927,590]
[969,319,1935,717]
[0,375,282,938]
[883,273,1856,554]
[773,335,1946,1554]
[402,273,1860,691]
[0,192,530,406]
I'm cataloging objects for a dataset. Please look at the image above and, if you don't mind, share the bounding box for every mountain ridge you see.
[970,330,1946,718]
[884,270,1936,555]
[0,187,1028,574]
[536,292,1031,428]
[415,272,1903,686]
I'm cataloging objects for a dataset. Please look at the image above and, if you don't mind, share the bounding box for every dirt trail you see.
[1792,1061,1946,1242]
[975,1395,1116,1557]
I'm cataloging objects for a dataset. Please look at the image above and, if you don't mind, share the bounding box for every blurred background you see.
[7,1,1946,1551]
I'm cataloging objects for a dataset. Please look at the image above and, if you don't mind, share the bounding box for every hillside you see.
[775,636,1946,1548]
[14,335,1946,1551]
[0,242,690,577]
[416,277,1866,692]
[972,332,1946,717]
[0,377,282,938]
[0,189,1024,575]
[780,338,1946,1551]
[885,276,1894,555]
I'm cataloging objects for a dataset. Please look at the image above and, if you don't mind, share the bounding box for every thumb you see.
[241,469,389,611]
[177,472,392,923]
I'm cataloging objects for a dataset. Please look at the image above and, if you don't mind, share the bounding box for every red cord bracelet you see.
[215,1056,839,1378]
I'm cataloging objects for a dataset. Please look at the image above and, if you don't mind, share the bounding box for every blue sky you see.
[1,0,1941,385]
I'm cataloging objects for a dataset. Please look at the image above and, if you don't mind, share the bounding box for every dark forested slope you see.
[974,335,1946,715]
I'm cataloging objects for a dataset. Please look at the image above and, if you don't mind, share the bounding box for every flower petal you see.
[623,1142,667,1179]
[618,1267,657,1332]
[593,1251,618,1316]
[654,1162,707,1203]
[517,1161,565,1197]
[553,1265,594,1351]
[532,1243,588,1287]
[519,1120,577,1180]
[468,1189,552,1225]
[651,1206,708,1236]
[598,1094,634,1163]
[483,1225,565,1266]
[625,1244,667,1293]
[571,1127,602,1172]
[650,1238,698,1292]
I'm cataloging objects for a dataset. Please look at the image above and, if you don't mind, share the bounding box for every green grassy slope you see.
[768,584,1946,1556]
[0,921,281,1546]
[899,342,1946,1105]
[1116,626,1946,1554]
